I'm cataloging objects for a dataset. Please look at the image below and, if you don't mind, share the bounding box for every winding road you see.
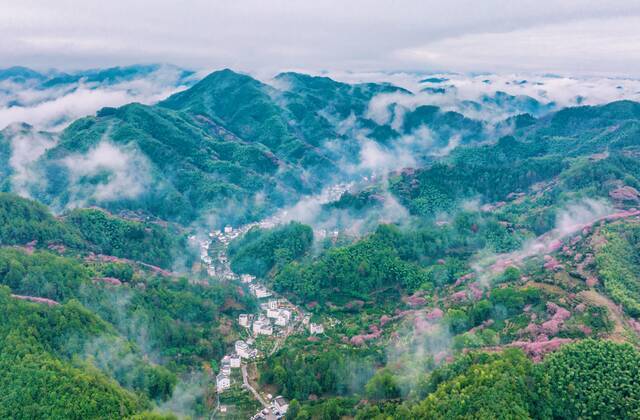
[242,364,269,408]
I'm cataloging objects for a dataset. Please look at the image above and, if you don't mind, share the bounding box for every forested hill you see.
[327,99,640,219]
[1,69,497,225]
[0,193,193,269]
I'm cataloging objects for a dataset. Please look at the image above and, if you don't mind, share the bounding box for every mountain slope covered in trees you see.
[2,66,640,419]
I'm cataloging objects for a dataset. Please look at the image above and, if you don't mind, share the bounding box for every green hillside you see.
[3,67,640,419]
[3,70,491,225]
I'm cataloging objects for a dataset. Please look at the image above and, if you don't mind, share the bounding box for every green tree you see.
[286,399,301,419]
[536,339,640,419]
[365,369,401,400]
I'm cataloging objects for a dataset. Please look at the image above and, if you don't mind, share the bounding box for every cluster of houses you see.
[251,396,290,420]
[193,180,358,286]
[215,339,258,393]
[238,299,293,337]
[235,339,258,359]
[198,225,243,281]
[215,353,238,393]
[265,300,292,327]
[211,225,241,243]
[196,214,332,412]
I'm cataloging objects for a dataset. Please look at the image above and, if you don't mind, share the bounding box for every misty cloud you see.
[61,140,152,206]
[357,71,640,127]
[0,65,193,131]
[5,124,57,196]
[472,198,614,284]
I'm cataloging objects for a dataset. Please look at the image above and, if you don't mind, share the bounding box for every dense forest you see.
[228,222,314,277]
[0,193,194,269]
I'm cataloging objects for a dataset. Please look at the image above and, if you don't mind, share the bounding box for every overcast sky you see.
[2,0,640,77]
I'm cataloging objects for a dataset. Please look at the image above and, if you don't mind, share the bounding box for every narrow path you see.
[242,364,269,408]
[209,394,220,420]
[578,289,629,342]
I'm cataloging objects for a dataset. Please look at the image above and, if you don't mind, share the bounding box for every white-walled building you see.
[309,323,324,335]
[266,308,280,319]
[216,373,230,393]
[268,300,278,310]
[241,274,256,283]
[253,316,273,336]
[235,340,251,358]
[275,309,291,327]
[250,284,272,299]
[224,225,233,234]
[230,354,241,368]
[274,396,289,414]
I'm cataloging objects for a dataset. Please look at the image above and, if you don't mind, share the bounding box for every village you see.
[196,218,327,420]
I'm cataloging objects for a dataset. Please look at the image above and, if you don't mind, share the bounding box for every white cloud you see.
[62,140,152,206]
[0,1,639,76]
[6,126,57,196]
[394,16,640,76]
[346,70,640,125]
[0,65,192,131]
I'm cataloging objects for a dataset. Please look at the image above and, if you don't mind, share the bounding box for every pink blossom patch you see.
[12,294,59,306]
[510,338,572,362]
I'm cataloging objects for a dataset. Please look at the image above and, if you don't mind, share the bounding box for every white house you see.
[266,308,280,319]
[235,340,251,359]
[260,324,273,336]
[274,396,289,414]
[253,316,273,336]
[268,300,278,310]
[241,274,255,283]
[257,288,272,299]
[220,357,231,376]
[309,323,324,335]
[224,225,233,234]
[275,309,291,327]
[253,317,265,335]
[250,284,272,299]
[216,373,230,393]
[230,354,241,368]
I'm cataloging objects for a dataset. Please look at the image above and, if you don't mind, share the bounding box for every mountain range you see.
[1,68,566,226]
[2,66,640,419]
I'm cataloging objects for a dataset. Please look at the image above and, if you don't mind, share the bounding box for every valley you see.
[1,66,640,420]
